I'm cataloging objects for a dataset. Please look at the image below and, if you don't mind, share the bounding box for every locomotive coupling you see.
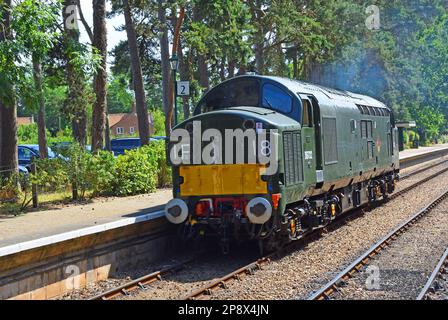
[246,197,273,224]
[165,199,189,224]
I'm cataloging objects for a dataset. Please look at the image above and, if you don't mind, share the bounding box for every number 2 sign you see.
[177,81,190,96]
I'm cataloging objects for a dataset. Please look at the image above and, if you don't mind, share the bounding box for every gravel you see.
[334,198,448,300]
[423,255,448,300]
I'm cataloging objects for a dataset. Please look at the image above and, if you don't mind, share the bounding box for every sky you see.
[78,0,127,65]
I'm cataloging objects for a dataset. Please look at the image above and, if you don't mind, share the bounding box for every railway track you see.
[89,257,200,300]
[417,248,448,300]
[86,161,448,301]
[307,189,448,300]
[400,158,448,181]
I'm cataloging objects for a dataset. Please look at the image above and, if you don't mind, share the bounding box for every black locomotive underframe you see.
[178,171,398,253]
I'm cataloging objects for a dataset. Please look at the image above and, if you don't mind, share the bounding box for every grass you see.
[0,188,94,216]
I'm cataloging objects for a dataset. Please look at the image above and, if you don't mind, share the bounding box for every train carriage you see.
[165,75,400,252]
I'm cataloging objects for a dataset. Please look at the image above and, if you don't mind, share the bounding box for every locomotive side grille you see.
[283,132,303,185]
[323,118,338,164]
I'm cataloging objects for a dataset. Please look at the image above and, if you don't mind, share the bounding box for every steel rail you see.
[89,258,196,300]
[390,166,448,200]
[416,247,448,300]
[183,257,272,300]
[307,189,448,300]
[400,159,448,181]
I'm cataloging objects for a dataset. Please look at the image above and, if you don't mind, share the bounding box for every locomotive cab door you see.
[300,94,323,190]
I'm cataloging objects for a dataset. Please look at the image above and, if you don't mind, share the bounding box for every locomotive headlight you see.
[165,199,189,224]
[246,197,272,224]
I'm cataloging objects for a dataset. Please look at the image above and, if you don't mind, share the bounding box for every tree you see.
[122,0,150,145]
[0,0,18,177]
[12,0,61,158]
[91,0,108,152]
[157,0,171,137]
[62,0,89,147]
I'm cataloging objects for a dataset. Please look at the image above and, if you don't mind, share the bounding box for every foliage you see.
[30,141,171,200]
[17,123,73,145]
[151,108,166,137]
[412,106,446,144]
[113,146,158,196]
[86,150,116,196]
[107,74,134,113]
[31,157,69,192]
[64,144,92,199]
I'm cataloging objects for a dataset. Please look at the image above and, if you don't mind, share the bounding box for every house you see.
[109,104,154,137]
[17,116,34,126]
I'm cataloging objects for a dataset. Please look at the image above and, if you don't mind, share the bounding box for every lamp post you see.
[170,54,180,126]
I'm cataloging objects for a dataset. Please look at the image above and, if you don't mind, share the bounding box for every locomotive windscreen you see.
[198,78,260,113]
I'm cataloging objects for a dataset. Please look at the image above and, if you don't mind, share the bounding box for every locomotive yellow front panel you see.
[179,164,267,196]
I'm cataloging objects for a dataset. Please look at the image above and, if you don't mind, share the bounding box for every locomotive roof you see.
[231,75,390,111]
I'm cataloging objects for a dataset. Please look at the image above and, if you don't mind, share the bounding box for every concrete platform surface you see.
[399,143,448,160]
[0,189,172,249]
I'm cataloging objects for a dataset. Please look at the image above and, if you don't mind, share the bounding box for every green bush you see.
[152,140,172,188]
[30,140,171,200]
[31,157,69,193]
[151,109,166,136]
[438,134,448,144]
[87,150,116,196]
[65,144,92,199]
[403,130,409,146]
[113,145,158,196]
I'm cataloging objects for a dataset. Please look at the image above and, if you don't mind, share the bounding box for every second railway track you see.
[308,189,448,300]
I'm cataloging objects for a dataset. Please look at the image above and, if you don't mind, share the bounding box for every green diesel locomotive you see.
[165,75,400,252]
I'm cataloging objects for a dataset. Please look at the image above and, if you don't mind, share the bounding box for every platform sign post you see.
[177,81,190,96]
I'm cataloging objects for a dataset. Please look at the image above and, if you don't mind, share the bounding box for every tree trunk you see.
[105,110,111,151]
[123,0,150,145]
[158,0,171,137]
[32,54,49,159]
[63,0,88,147]
[193,6,209,91]
[0,0,18,177]
[292,47,298,79]
[91,0,108,152]
[251,0,264,74]
[177,44,190,120]
[228,59,236,78]
[198,55,209,90]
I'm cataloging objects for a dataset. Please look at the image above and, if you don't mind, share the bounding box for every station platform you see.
[0,189,172,254]
[1,143,448,257]
[399,143,448,161]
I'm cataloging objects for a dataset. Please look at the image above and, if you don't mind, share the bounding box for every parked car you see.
[18,145,57,170]
[51,142,92,155]
[18,165,28,175]
[110,137,166,156]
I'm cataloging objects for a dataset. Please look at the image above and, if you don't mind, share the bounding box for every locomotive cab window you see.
[197,78,260,114]
[350,119,357,133]
[262,83,293,114]
[301,99,313,127]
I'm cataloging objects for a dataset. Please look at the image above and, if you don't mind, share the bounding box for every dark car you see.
[18,145,57,169]
[51,142,92,155]
[111,137,166,156]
